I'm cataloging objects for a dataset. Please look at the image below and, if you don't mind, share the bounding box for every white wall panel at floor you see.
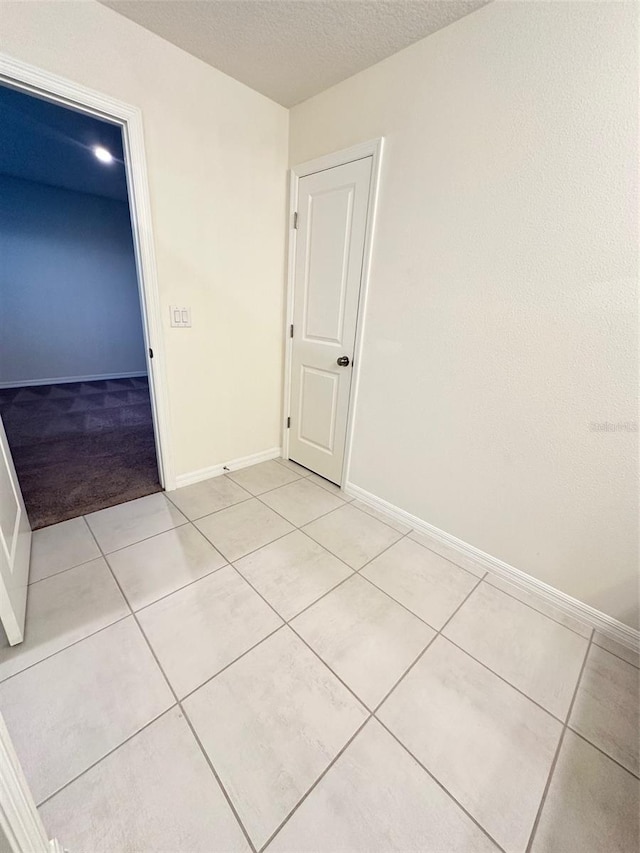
[290,1,639,627]
[0,174,146,385]
[0,0,288,477]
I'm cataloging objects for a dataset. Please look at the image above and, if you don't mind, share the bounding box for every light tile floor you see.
[0,458,638,853]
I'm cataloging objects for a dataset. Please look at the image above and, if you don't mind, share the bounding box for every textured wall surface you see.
[0,174,146,385]
[290,1,639,627]
[0,0,289,478]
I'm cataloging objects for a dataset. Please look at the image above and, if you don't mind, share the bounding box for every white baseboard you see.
[344,481,640,653]
[175,447,282,489]
[0,372,147,389]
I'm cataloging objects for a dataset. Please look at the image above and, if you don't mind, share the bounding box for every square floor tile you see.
[0,559,128,681]
[137,566,282,697]
[226,460,300,495]
[593,632,640,668]
[276,458,312,476]
[0,618,173,803]
[291,574,434,708]
[531,730,639,853]
[302,504,403,570]
[350,499,412,534]
[378,637,561,853]
[362,538,478,629]
[486,574,592,638]
[85,493,187,553]
[107,525,226,611]
[29,517,101,583]
[444,582,588,718]
[234,530,352,620]
[194,499,294,562]
[409,530,485,578]
[167,476,251,520]
[40,708,249,853]
[183,628,367,848]
[260,478,346,527]
[268,719,498,853]
[569,644,639,775]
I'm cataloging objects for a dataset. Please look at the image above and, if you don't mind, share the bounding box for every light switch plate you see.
[170,306,191,328]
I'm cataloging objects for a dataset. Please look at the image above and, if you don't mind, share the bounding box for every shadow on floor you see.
[0,376,161,529]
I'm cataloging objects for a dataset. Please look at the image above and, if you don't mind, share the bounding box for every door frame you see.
[282,138,384,486]
[0,52,175,490]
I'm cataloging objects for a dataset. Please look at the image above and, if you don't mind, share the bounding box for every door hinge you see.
[287,417,291,429]
[148,347,154,359]
[293,211,298,230]
[290,324,294,338]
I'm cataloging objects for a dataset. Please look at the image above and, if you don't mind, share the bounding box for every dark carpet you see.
[0,376,162,530]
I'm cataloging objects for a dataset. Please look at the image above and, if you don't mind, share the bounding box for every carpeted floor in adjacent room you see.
[0,376,161,529]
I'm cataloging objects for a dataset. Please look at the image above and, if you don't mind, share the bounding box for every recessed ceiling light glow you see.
[93,146,113,164]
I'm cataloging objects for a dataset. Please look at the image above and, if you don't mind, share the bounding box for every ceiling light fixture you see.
[93,145,114,164]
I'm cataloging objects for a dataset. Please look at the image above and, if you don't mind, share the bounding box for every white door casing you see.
[0,52,175,492]
[288,157,373,484]
[0,712,63,852]
[0,417,31,645]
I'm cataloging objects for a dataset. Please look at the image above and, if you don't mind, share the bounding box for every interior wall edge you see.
[344,480,640,650]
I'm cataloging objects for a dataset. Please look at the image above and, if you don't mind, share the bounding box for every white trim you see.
[174,447,281,489]
[0,713,58,853]
[0,372,147,389]
[282,138,384,487]
[0,53,175,491]
[345,481,640,653]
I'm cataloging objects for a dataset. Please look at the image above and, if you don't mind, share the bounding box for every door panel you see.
[289,157,372,484]
[298,366,339,452]
[0,416,31,645]
[304,185,353,342]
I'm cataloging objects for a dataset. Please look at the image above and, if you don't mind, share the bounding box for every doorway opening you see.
[0,82,162,528]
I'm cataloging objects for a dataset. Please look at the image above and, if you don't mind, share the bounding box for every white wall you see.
[0,0,288,477]
[290,1,639,627]
[0,174,146,386]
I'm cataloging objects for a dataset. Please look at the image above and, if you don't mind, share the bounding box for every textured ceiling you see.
[0,84,128,200]
[99,0,491,106]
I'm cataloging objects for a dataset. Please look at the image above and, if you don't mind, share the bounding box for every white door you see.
[288,157,372,484]
[0,416,30,645]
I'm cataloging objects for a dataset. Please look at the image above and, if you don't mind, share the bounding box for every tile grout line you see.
[367,573,512,851]
[257,713,373,853]
[482,576,592,641]
[35,705,179,809]
[87,519,191,557]
[565,727,640,781]
[81,515,260,853]
[440,635,567,725]
[27,552,104,587]
[373,715,508,853]
[125,560,230,615]
[589,641,640,671]
[0,611,132,686]
[371,573,486,715]
[164,493,254,522]
[177,623,286,704]
[524,628,595,853]
[273,457,314,477]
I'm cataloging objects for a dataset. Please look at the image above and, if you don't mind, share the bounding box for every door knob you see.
[336,356,350,367]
